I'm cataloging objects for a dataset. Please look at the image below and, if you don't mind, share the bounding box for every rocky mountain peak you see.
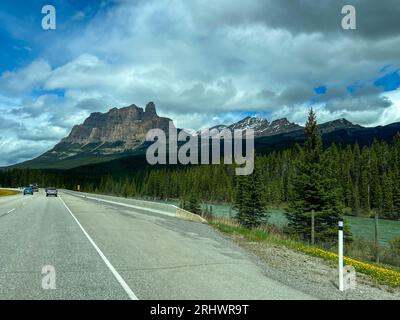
[319,118,362,134]
[228,116,270,132]
[144,101,158,118]
[270,118,290,125]
[60,102,173,154]
[213,116,302,137]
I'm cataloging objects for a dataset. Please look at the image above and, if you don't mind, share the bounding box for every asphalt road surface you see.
[0,190,315,300]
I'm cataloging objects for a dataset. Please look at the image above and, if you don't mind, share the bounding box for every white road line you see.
[58,196,138,300]
[7,208,15,214]
[64,191,175,217]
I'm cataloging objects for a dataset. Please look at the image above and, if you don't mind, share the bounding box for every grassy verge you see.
[0,189,18,197]
[210,217,400,288]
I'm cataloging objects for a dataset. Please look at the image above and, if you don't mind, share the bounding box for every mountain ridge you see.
[6,102,400,170]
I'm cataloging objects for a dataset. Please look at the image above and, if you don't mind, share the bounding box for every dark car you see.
[46,187,58,197]
[23,187,34,195]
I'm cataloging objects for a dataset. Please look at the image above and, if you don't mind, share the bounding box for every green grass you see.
[210,218,303,249]
[214,222,268,241]
[0,190,18,197]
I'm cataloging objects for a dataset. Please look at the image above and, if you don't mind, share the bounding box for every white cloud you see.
[0,60,51,95]
[378,89,400,126]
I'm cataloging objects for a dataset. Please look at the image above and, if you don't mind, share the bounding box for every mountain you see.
[7,101,400,170]
[254,121,400,153]
[62,101,171,149]
[13,102,174,169]
[203,116,303,137]
[319,118,362,134]
[61,120,400,180]
[259,118,303,136]
[212,116,359,137]
[228,116,270,134]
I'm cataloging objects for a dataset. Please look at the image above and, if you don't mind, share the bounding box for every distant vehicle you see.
[31,183,39,192]
[46,188,58,197]
[23,187,34,195]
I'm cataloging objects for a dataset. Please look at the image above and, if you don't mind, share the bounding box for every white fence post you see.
[338,220,344,291]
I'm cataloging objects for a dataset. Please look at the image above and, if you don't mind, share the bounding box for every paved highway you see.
[0,190,315,300]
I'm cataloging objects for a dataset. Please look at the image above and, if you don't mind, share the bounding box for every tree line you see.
[83,128,400,223]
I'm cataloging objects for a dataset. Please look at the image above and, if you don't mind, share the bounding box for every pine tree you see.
[351,183,361,216]
[382,173,394,217]
[234,175,247,219]
[393,175,400,220]
[286,109,349,244]
[184,193,201,215]
[359,147,371,213]
[393,133,400,219]
[370,143,383,211]
[234,165,268,228]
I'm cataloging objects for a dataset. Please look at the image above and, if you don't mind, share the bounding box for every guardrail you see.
[62,190,207,224]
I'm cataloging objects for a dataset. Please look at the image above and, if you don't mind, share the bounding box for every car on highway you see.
[45,187,58,197]
[23,187,34,195]
[31,183,39,192]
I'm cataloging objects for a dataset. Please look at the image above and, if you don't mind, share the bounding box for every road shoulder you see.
[214,230,400,300]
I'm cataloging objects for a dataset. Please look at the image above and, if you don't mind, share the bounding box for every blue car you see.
[23,187,34,195]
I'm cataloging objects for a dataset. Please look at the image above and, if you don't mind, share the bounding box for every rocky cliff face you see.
[45,102,174,160]
[62,102,170,147]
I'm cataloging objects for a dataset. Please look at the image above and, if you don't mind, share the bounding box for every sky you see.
[1,0,400,165]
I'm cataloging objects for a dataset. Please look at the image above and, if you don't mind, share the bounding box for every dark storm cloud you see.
[188,0,400,39]
[0,116,25,130]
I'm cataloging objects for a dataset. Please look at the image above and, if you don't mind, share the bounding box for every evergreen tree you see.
[351,183,361,216]
[359,147,371,213]
[234,165,268,228]
[382,173,394,216]
[286,109,348,244]
[392,133,400,219]
[184,193,201,215]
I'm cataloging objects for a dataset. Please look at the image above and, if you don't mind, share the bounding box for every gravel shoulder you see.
[216,232,400,300]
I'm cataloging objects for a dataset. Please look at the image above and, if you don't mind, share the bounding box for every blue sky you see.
[1,0,400,165]
[0,0,115,70]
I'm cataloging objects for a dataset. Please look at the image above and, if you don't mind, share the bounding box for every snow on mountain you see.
[204,116,302,137]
